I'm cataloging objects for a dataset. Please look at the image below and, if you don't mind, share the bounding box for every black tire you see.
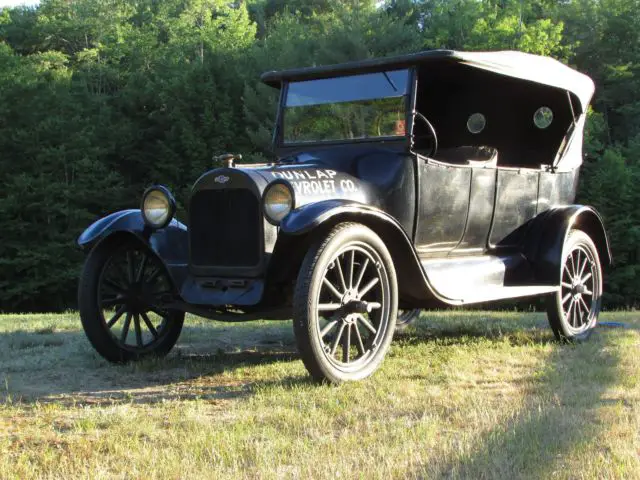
[396,309,421,331]
[78,236,184,362]
[293,223,398,383]
[546,229,603,342]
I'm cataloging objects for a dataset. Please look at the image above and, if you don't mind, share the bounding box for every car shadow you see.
[1,317,629,415]
[394,313,557,347]
[0,323,308,406]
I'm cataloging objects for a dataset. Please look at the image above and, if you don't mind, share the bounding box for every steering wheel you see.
[413,111,438,158]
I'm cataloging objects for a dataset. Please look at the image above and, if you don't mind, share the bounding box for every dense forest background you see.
[0,0,638,312]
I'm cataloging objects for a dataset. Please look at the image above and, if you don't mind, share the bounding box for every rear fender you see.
[275,200,442,304]
[523,205,612,285]
[77,209,189,288]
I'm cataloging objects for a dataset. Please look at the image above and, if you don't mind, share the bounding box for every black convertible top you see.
[261,49,594,113]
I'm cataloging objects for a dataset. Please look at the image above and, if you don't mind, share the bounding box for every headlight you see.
[141,185,176,229]
[263,182,294,225]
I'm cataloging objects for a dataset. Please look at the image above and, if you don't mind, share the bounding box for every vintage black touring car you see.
[78,50,611,383]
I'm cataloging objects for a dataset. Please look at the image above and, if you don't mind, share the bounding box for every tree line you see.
[0,0,638,312]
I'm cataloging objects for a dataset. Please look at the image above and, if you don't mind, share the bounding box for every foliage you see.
[0,0,638,310]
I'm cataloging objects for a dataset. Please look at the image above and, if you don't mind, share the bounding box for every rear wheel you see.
[293,223,397,383]
[78,237,184,362]
[396,309,421,331]
[546,230,602,342]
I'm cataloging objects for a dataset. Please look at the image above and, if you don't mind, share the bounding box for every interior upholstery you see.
[435,145,498,167]
[415,62,574,168]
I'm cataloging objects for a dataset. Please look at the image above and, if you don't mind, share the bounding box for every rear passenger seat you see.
[435,146,498,167]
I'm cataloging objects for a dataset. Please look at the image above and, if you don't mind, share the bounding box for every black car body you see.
[78,50,611,383]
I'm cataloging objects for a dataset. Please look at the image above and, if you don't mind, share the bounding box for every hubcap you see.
[315,244,390,367]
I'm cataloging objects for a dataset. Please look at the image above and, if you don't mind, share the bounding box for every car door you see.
[453,166,498,254]
[414,156,472,255]
[488,167,540,249]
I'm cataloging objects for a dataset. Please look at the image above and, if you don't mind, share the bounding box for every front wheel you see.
[78,237,184,362]
[293,223,398,383]
[546,230,603,342]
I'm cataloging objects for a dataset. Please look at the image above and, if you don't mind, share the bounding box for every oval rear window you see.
[467,113,486,134]
[534,107,553,129]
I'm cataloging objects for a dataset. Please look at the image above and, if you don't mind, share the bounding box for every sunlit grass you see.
[1,311,638,479]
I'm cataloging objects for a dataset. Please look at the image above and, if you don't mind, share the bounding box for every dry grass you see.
[0,310,638,479]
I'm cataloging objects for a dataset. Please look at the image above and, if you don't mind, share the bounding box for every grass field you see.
[0,311,638,479]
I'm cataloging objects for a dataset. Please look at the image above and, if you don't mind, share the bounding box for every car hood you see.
[192,152,379,209]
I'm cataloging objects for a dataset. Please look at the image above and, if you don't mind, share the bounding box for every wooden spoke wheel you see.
[293,223,397,383]
[546,230,602,342]
[79,238,184,362]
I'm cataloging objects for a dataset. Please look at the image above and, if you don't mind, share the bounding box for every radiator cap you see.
[215,153,243,168]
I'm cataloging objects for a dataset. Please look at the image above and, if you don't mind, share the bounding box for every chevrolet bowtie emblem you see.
[214,175,230,184]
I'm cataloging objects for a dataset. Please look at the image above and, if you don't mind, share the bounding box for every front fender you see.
[281,199,402,235]
[524,205,612,285]
[277,200,448,305]
[78,209,189,286]
[78,210,146,249]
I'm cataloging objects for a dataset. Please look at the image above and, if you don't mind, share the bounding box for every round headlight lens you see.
[263,183,293,224]
[142,187,175,229]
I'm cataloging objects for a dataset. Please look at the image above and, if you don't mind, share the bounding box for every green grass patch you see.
[1,311,638,479]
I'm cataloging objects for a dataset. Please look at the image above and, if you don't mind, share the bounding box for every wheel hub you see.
[125,282,147,313]
[344,314,357,325]
[338,289,369,317]
[572,283,587,295]
[342,301,369,316]
[341,289,358,303]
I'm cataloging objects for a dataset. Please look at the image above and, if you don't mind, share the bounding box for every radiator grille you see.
[189,189,261,268]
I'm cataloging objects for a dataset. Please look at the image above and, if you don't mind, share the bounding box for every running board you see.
[421,254,558,305]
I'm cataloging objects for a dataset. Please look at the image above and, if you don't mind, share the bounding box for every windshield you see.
[283,69,410,145]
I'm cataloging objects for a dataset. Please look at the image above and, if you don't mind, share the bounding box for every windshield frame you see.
[273,67,417,149]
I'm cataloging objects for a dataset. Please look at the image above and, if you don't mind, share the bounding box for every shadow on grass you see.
[395,317,556,347]
[0,323,310,406]
[418,327,626,478]
[0,318,559,407]
[2,316,627,415]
